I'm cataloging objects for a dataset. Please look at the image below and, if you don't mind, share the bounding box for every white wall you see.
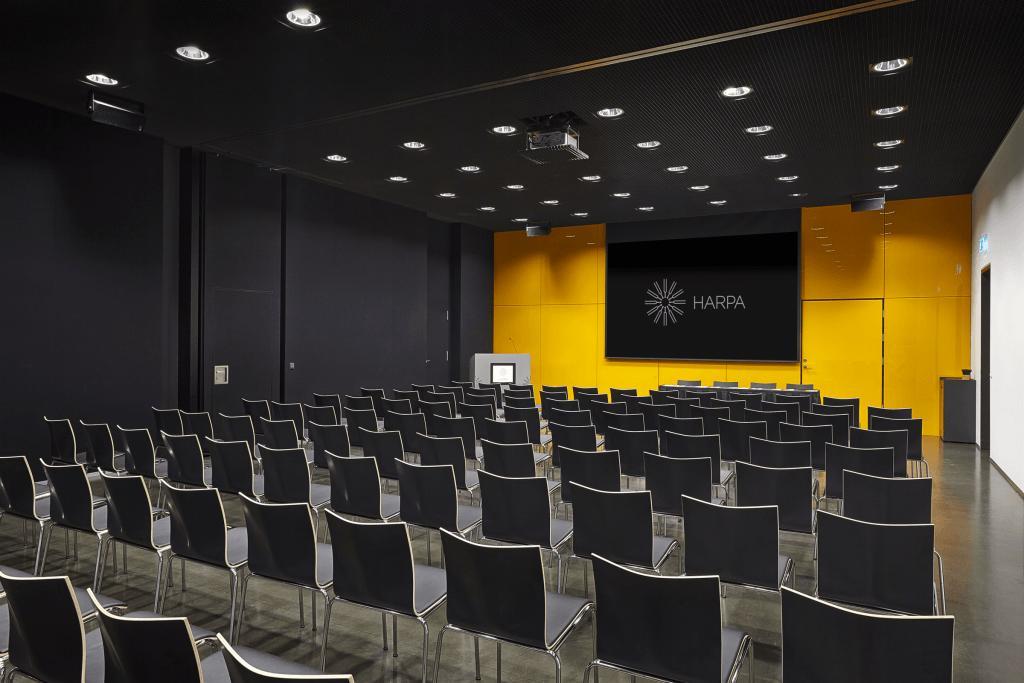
[972,107,1024,492]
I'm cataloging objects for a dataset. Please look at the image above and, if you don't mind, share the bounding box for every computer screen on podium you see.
[605,231,799,361]
[490,363,516,384]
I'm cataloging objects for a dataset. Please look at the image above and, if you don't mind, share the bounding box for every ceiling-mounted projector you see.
[519,111,588,165]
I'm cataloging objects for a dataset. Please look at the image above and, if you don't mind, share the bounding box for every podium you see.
[470,353,531,386]
[940,377,976,443]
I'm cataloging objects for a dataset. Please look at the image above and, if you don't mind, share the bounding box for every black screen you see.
[605,232,799,361]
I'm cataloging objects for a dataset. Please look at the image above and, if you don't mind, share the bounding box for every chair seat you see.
[315,542,334,588]
[777,554,792,588]
[549,518,573,549]
[413,564,447,615]
[380,493,401,520]
[200,645,330,683]
[252,473,265,497]
[456,505,483,533]
[721,627,749,683]
[310,482,331,508]
[226,526,248,567]
[91,503,108,531]
[473,445,485,461]
[34,482,49,496]
[33,494,51,519]
[151,515,171,548]
[720,468,735,487]
[544,591,591,648]
[546,478,561,495]
[652,535,677,569]
[462,468,479,491]
[539,434,552,448]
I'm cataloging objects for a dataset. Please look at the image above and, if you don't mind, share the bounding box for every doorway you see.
[980,267,991,449]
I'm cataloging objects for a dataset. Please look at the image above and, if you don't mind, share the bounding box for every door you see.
[980,267,990,449]
[802,299,883,427]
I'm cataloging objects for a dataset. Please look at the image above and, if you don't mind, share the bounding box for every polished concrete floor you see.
[2,437,1021,681]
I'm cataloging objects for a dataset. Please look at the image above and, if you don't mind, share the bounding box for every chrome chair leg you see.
[34,521,53,576]
[474,636,481,680]
[496,641,502,683]
[228,569,240,643]
[392,614,399,658]
[319,597,335,670]
[299,586,306,628]
[583,662,597,683]
[431,625,449,683]
[235,573,250,644]
[312,588,318,632]
[93,535,109,591]
[418,618,430,683]
[153,552,167,612]
[382,613,389,651]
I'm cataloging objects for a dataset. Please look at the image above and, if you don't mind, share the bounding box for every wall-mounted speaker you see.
[88,91,145,132]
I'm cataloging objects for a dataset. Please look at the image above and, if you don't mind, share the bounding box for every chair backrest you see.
[691,405,730,435]
[718,419,767,463]
[816,511,935,615]
[548,407,592,427]
[163,482,231,568]
[348,394,380,413]
[502,406,543,446]
[503,395,536,409]
[682,495,781,589]
[541,385,569,395]
[313,393,344,422]
[1,572,87,683]
[803,410,850,446]
[241,399,271,434]
[684,389,717,407]
[42,462,98,532]
[302,404,338,428]
[591,556,725,683]
[423,390,457,417]
[241,495,320,587]
[571,483,655,567]
[636,401,676,432]
[270,401,306,438]
[257,417,299,450]
[787,383,814,390]
[429,415,478,461]
[735,461,813,533]
[868,416,923,460]
[118,426,159,478]
[393,390,421,413]
[479,440,536,478]
[411,383,436,399]
[642,453,713,516]
[327,453,387,520]
[777,392,813,412]
[572,386,598,400]
[842,471,932,524]
[436,385,467,405]
[45,416,81,465]
[80,421,119,471]
[824,443,894,499]
[657,415,704,443]
[623,393,654,413]
[811,401,856,428]
[218,414,257,454]
[609,388,638,402]
[342,408,378,447]
[712,380,738,388]
[779,422,833,469]
[418,400,452,420]
[481,418,528,445]
[478,470,553,548]
[604,410,645,432]
[575,392,605,416]
[180,411,214,442]
[539,390,567,420]
[457,401,494,435]
[259,446,313,504]
[749,436,812,468]
[463,388,498,414]
[850,427,909,476]
[162,432,208,487]
[603,427,659,477]
[208,438,259,497]
[419,434,471,490]
[743,407,787,440]
[660,396,696,419]
[548,422,598,467]
[153,407,184,437]
[676,379,703,387]
[590,400,626,434]
[728,391,764,410]
[781,587,954,683]
[0,455,43,519]
[708,397,745,420]
[559,447,621,504]
[440,529,548,649]
[308,422,350,468]
[661,432,723,484]
[360,387,387,419]
[396,460,458,531]
[867,406,913,420]
[325,511,417,616]
[102,472,161,549]
[648,389,679,405]
[749,382,777,389]
[823,396,861,426]
[768,400,801,424]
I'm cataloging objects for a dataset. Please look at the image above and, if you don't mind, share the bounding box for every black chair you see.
[303,404,338,428]
[430,414,482,463]
[118,425,168,483]
[869,415,926,475]
[419,400,452,420]
[503,395,536,409]
[780,422,833,470]
[80,421,126,474]
[691,405,730,436]
[657,384,684,396]
[735,461,815,533]
[803,410,850,446]
[661,431,731,489]
[383,411,428,456]
[45,416,86,465]
[480,440,556,491]
[162,482,248,639]
[259,446,331,523]
[604,410,645,432]
[548,398,580,415]
[342,407,378,448]
[867,406,913,420]
[584,555,752,683]
[379,396,411,415]
[810,401,856,429]
[419,433,479,493]
[208,438,263,499]
[457,401,495,437]
[823,443,894,501]
[257,417,300,450]
[432,529,592,683]
[823,396,861,427]
[781,587,954,683]
[712,380,739,388]
[768,400,801,425]
[719,419,767,464]
[648,389,679,405]
[729,391,764,410]
[314,393,344,422]
[395,461,481,565]
[558,448,621,507]
[779,392,814,412]
[411,383,436,399]
[603,427,658,480]
[541,385,569,395]
[162,432,211,488]
[842,471,932,524]
[326,453,400,521]
[548,423,600,468]
[322,512,446,679]
[636,401,675,433]
[816,510,944,615]
[850,426,909,477]
[181,411,215,449]
[684,389,717,407]
[539,390,567,421]
[609,388,637,403]
[270,401,306,440]
[464,388,498,415]
[656,415,704,444]
[308,422,350,469]
[749,382,776,389]
[437,385,467,405]
[744,407,787,440]
[590,400,626,435]
[361,387,388,420]
[575,392,605,418]
[503,405,550,451]
[643,453,720,530]
[549,408,592,427]
[481,418,528,445]
[394,390,422,413]
[787,383,814,391]
[749,437,812,469]
[708,398,745,420]
[39,462,107,576]
[153,407,185,437]
[664,396,699,418]
[622,393,653,414]
[241,399,271,435]
[424,390,458,418]
[218,414,257,455]
[682,495,794,593]
[572,386,598,400]
[676,379,703,387]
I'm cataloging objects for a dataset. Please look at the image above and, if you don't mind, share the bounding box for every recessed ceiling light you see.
[572,212,589,217]
[876,164,900,172]
[323,154,348,163]
[666,166,689,173]
[871,57,911,74]
[875,139,903,149]
[540,199,560,205]
[286,8,321,27]
[636,206,655,212]
[579,175,602,182]
[387,176,408,183]
[789,192,807,198]
[763,153,788,161]
[512,218,529,222]
[636,141,661,149]
[708,200,728,206]
[401,141,426,150]
[477,206,496,212]
[873,105,906,117]
[689,185,710,191]
[85,73,118,86]
[503,184,524,191]
[175,45,210,61]
[879,184,899,190]
[611,192,631,198]
[436,192,457,199]
[596,107,624,118]
[491,125,517,135]
[745,124,773,134]
[721,86,752,98]
[777,175,799,182]
[458,165,481,173]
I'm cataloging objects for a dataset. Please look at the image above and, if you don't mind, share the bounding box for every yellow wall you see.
[493,196,972,435]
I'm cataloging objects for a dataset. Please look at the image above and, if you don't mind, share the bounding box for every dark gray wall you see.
[455,224,494,379]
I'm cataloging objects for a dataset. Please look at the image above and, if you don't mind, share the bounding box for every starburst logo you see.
[645,279,686,326]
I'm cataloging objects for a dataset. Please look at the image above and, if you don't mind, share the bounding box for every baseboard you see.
[988,455,1024,499]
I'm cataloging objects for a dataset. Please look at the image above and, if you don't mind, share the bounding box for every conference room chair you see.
[548,423,601,469]
[258,446,331,531]
[604,410,645,432]
[636,400,675,433]
[436,384,466,405]
[648,389,679,405]
[621,393,654,413]
[810,401,856,429]
[153,407,185,437]
[657,415,704,444]
[503,388,533,399]
[161,482,248,639]
[118,425,169,485]
[735,461,815,534]
[823,443,895,504]
[451,380,475,390]
[538,390,564,421]
[424,389,458,417]
[503,395,536,409]
[584,556,753,683]
[503,405,550,451]
[45,416,87,467]
[750,382,777,389]
[270,401,306,441]
[341,407,377,449]
[208,438,264,499]
[38,462,108,576]
[314,392,344,421]
[684,389,717,407]
[477,383,504,410]
[418,399,452,422]
[218,414,257,455]
[569,483,678,595]
[237,495,333,641]
[749,436,813,469]
[643,453,721,534]
[480,440,556,490]
[359,387,388,420]
[307,422,350,470]
[803,410,851,446]
[676,379,703,387]
[777,391,814,412]
[779,422,833,470]
[682,495,795,595]
[97,472,171,610]
[480,417,527,445]
[181,410,215,452]
[547,398,581,416]
[842,470,932,524]
[513,383,536,394]
[432,529,592,683]
[464,387,499,414]
[557,447,621,514]
[456,401,494,437]
[549,407,592,427]
[541,385,569,396]
[661,384,689,396]
[589,399,625,435]
[80,420,126,474]
[609,387,638,403]
[346,393,379,415]
[162,432,212,488]
[728,390,764,410]
[392,390,421,413]
[383,410,428,457]
[816,510,945,615]
[768,399,801,424]
[241,399,271,436]
[411,383,436,400]
[322,512,445,679]
[303,404,338,428]
[395,461,482,566]
[478,470,573,590]
[781,587,954,683]
[823,396,861,427]
[850,426,909,477]
[575,392,605,417]
[326,453,400,522]
[867,405,913,421]
[787,383,815,390]
[603,426,658,481]
[257,417,301,451]
[661,431,732,492]
[718,419,767,464]
[691,405,730,436]
[869,415,926,475]
[419,433,479,494]
[742,407,788,439]
[571,385,598,400]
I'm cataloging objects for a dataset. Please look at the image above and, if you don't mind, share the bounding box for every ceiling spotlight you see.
[777,175,799,182]
[387,175,408,183]
[477,206,496,212]
[873,105,906,117]
[572,212,589,217]
[286,8,322,27]
[721,86,752,98]
[666,166,689,173]
[458,165,481,173]
[503,184,524,191]
[579,175,602,182]
[175,45,210,61]
[512,218,529,222]
[875,139,903,149]
[871,57,911,74]
[636,206,655,212]
[596,107,624,118]
[763,153,788,161]
[708,200,728,206]
[636,140,661,149]
[401,141,426,150]
[789,192,807,198]
[745,124,773,134]
[491,125,517,135]
[611,192,631,198]
[436,192,457,199]
[876,164,900,172]
[85,73,118,86]
[323,154,348,163]
[540,199,560,205]
[879,184,899,190]
[689,185,710,191]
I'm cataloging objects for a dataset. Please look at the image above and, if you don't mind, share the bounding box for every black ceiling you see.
[2,0,1023,230]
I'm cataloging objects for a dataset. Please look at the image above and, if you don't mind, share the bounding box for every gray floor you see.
[2,437,1022,681]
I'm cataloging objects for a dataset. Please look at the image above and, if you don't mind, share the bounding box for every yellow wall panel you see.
[493,230,543,306]
[802,205,885,300]
[657,361,729,387]
[884,195,972,298]
[540,305,598,390]
[595,304,660,392]
[540,225,604,305]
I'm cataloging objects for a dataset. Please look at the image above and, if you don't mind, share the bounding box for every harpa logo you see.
[644,279,746,326]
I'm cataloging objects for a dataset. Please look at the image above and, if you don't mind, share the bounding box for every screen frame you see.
[490,362,516,384]
[603,230,802,363]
